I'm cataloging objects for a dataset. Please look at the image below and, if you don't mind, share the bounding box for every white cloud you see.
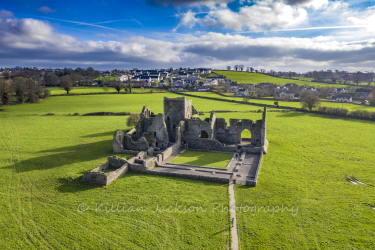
[36,6,57,14]
[2,15,375,72]
[0,9,14,18]
[175,0,309,32]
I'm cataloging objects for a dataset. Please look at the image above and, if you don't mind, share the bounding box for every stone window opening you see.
[199,130,209,138]
[241,129,252,144]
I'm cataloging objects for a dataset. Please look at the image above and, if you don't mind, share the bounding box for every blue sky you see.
[1,0,375,72]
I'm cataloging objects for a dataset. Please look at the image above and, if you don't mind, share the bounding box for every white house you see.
[204,79,218,86]
[333,88,347,93]
[279,90,295,99]
[116,75,129,82]
[361,100,369,105]
[235,89,249,96]
[336,95,352,102]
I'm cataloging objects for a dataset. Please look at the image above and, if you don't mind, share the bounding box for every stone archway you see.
[241,129,251,144]
[199,130,209,138]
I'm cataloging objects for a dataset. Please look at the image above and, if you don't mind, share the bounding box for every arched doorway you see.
[199,130,209,138]
[241,129,251,144]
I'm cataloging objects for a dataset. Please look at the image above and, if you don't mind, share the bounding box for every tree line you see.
[0,77,50,105]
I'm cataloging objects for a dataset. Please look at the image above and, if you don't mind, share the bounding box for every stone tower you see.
[163,97,193,142]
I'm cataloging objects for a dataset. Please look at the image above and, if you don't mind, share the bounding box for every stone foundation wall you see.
[146,169,232,183]
[246,151,263,187]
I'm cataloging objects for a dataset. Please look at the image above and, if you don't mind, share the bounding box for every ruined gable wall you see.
[184,119,213,139]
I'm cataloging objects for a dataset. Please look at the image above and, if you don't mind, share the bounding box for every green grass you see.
[214,71,367,89]
[0,111,230,249]
[185,91,375,112]
[1,92,375,248]
[170,150,233,168]
[46,86,166,95]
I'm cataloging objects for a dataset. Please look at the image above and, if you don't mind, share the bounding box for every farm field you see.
[46,86,166,95]
[185,91,375,112]
[1,93,374,248]
[170,150,233,168]
[214,71,370,88]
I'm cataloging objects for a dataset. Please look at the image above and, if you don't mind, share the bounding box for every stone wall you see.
[184,137,223,151]
[246,151,263,187]
[124,135,149,151]
[146,169,232,184]
[113,130,125,153]
[184,119,213,139]
[81,156,129,186]
[164,97,192,142]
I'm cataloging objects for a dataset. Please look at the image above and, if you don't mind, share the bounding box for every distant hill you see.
[214,71,348,88]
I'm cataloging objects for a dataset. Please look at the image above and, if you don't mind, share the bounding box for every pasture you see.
[46,86,166,95]
[214,71,374,88]
[0,92,374,248]
[185,91,375,112]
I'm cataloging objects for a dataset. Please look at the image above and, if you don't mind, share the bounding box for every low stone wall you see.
[161,143,180,162]
[243,147,263,154]
[82,156,129,185]
[146,169,232,184]
[106,164,129,185]
[246,151,263,187]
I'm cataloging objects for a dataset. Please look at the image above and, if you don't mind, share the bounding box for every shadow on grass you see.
[81,131,115,138]
[56,177,103,193]
[8,139,113,173]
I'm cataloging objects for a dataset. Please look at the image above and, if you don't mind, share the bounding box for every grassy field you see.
[46,86,166,95]
[170,150,233,168]
[214,71,372,88]
[185,91,375,112]
[0,94,231,249]
[1,93,375,248]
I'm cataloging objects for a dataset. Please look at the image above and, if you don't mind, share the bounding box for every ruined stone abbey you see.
[114,97,268,154]
[83,97,268,186]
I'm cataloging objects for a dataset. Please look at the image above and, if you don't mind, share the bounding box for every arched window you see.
[199,130,209,138]
[241,129,251,144]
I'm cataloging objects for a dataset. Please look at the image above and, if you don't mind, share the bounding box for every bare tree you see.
[250,67,254,73]
[246,67,250,72]
[239,65,244,72]
[226,66,231,71]
[60,75,74,94]
[234,65,239,71]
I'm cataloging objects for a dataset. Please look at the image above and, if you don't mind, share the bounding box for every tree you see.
[0,78,12,105]
[354,71,362,85]
[13,77,26,103]
[234,65,239,71]
[239,65,244,72]
[227,66,231,71]
[112,80,123,93]
[44,74,59,86]
[60,75,73,94]
[301,94,321,111]
[250,67,254,73]
[127,113,140,127]
[246,67,250,72]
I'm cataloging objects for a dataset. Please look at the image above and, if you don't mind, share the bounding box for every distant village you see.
[1,66,374,106]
